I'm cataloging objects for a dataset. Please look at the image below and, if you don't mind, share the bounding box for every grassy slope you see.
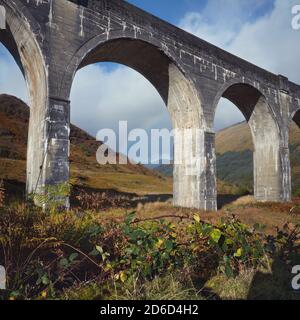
[216,121,300,194]
[0,94,172,196]
[1,94,299,197]
[155,122,300,192]
[1,95,300,301]
[216,121,300,154]
[154,121,300,195]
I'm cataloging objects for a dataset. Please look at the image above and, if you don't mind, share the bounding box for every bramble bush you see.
[189,215,268,277]
[0,186,299,300]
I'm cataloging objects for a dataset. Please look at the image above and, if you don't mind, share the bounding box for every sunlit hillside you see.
[0,94,172,196]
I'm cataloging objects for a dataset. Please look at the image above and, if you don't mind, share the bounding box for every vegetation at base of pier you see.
[0,184,300,300]
[1,94,300,202]
[0,95,299,300]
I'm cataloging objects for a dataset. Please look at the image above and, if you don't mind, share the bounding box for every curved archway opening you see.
[214,97,253,203]
[67,38,205,209]
[0,44,27,100]
[0,42,29,200]
[293,109,300,129]
[0,4,48,197]
[214,83,282,206]
[77,39,172,104]
[69,62,174,204]
[289,109,300,197]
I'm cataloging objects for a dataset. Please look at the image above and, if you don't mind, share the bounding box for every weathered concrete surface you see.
[0,0,300,211]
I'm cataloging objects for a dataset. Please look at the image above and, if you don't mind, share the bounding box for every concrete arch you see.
[212,78,277,124]
[0,0,42,72]
[0,0,48,194]
[63,34,205,133]
[62,35,215,209]
[213,80,288,202]
[62,29,186,85]
[62,33,202,113]
[77,38,188,107]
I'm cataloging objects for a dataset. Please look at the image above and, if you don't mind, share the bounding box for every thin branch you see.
[60,242,103,271]
[131,214,192,224]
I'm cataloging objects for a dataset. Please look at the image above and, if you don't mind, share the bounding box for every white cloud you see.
[70,64,172,162]
[180,0,274,48]
[179,0,300,130]
[214,98,244,131]
[229,0,300,82]
[70,64,171,137]
[0,41,172,162]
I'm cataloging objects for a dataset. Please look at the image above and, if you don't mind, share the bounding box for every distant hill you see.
[1,94,298,198]
[0,94,172,196]
[216,121,300,195]
[154,121,300,196]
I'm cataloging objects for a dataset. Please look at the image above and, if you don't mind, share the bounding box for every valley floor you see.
[0,179,300,300]
[2,178,300,235]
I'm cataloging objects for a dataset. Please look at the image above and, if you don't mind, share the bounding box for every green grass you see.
[216,150,253,192]
[61,273,204,300]
[1,194,300,301]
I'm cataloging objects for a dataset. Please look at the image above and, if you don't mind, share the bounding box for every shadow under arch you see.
[0,0,48,195]
[64,35,214,209]
[212,79,278,124]
[289,108,300,197]
[63,35,203,119]
[291,108,300,129]
[213,80,286,202]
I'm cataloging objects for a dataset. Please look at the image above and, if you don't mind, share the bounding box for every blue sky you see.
[127,0,208,23]
[1,0,300,163]
[127,0,275,26]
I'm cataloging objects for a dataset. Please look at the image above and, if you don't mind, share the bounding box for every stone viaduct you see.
[0,0,300,211]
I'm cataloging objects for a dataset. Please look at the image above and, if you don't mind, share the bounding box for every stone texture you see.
[0,0,300,211]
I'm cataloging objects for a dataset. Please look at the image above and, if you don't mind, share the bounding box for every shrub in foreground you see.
[0,201,299,300]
